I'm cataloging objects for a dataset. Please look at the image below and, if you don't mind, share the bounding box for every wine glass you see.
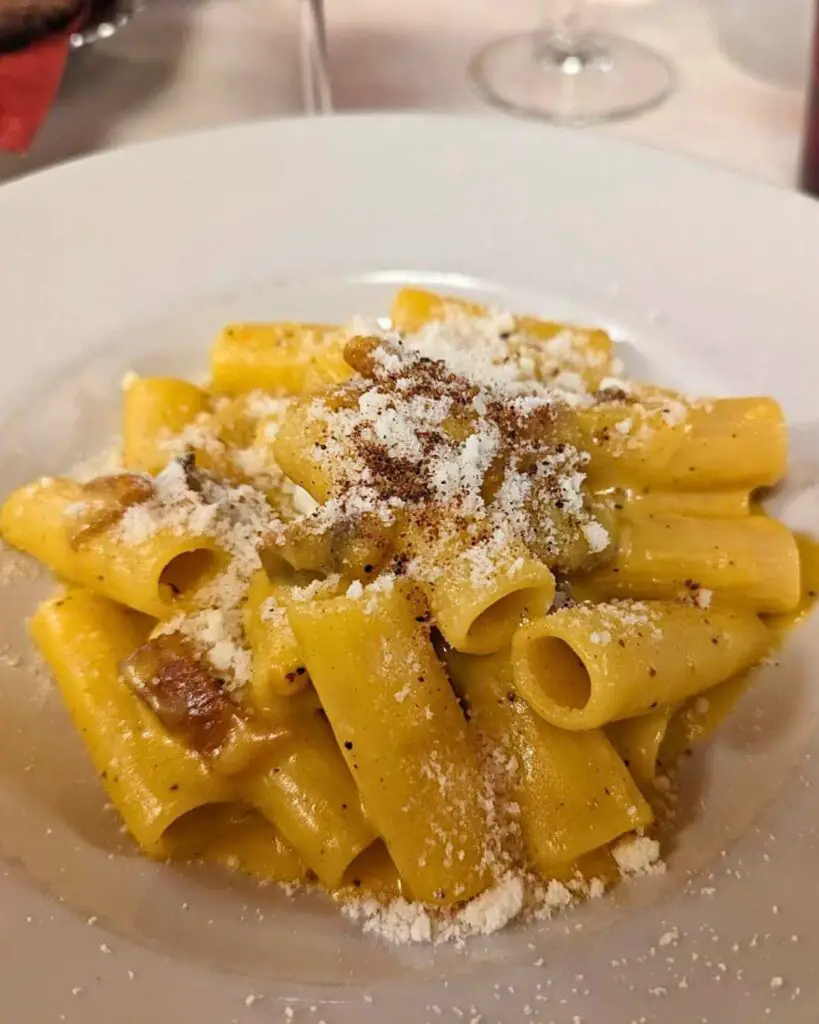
[298,0,333,114]
[470,0,675,125]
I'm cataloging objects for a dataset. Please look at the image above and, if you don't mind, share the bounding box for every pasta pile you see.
[0,289,807,942]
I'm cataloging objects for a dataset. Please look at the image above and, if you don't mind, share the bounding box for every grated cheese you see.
[613,836,666,878]
[118,458,280,689]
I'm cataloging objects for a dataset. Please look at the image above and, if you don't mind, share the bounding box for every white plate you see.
[0,114,818,1024]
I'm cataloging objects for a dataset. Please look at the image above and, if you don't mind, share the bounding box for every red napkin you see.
[0,15,84,154]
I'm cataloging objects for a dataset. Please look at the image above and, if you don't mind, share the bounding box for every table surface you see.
[0,0,812,187]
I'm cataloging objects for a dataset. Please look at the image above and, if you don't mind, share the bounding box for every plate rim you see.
[0,110,813,208]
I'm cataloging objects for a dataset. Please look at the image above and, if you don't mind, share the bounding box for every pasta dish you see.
[1,289,810,943]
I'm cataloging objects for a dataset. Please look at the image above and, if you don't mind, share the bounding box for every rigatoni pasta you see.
[579,396,787,490]
[448,649,652,873]
[30,588,234,852]
[122,376,212,476]
[210,322,351,395]
[426,537,555,654]
[605,705,678,787]
[241,705,376,888]
[1,288,810,943]
[511,601,769,730]
[1,476,224,618]
[619,488,751,519]
[576,514,800,613]
[288,581,493,904]
[243,569,310,706]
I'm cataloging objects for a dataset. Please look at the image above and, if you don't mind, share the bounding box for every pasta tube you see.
[620,489,750,520]
[243,569,309,708]
[241,703,376,888]
[580,398,786,490]
[122,377,211,475]
[605,705,678,786]
[287,580,493,904]
[576,514,800,614]
[448,649,651,873]
[428,538,555,654]
[165,804,309,884]
[271,397,334,502]
[512,600,768,730]
[0,478,223,618]
[30,588,233,852]
[210,323,351,395]
[660,673,752,767]
[389,288,613,383]
[335,841,403,902]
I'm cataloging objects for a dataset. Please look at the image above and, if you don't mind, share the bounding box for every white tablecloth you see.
[0,0,812,186]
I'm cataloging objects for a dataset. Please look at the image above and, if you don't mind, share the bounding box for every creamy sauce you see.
[767,532,819,640]
[163,804,307,884]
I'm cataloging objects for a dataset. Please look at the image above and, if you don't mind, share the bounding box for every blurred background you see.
[0,0,813,186]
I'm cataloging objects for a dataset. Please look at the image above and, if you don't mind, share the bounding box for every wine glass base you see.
[470,31,675,126]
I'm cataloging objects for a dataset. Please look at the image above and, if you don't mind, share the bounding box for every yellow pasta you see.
[390,288,485,331]
[335,841,403,902]
[576,514,800,614]
[766,532,819,641]
[165,804,309,884]
[6,290,811,938]
[30,588,233,852]
[661,539,819,763]
[390,288,613,384]
[512,601,768,730]
[287,582,492,904]
[580,397,786,490]
[210,323,351,395]
[0,478,223,618]
[660,398,786,486]
[243,570,309,708]
[449,649,652,873]
[211,392,272,448]
[122,376,212,475]
[271,396,334,502]
[428,538,555,654]
[241,704,376,888]
[606,705,678,786]
[620,488,750,519]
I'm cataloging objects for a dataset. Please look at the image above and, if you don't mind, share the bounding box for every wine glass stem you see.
[545,0,588,55]
[299,0,333,115]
